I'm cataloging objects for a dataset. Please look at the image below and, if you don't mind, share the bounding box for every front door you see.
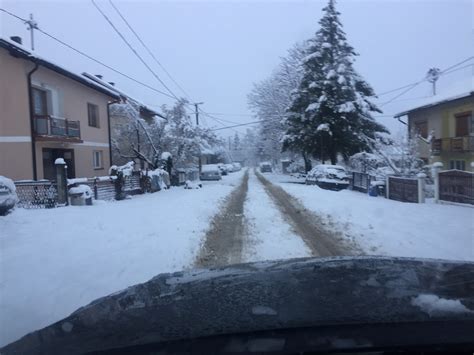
[42,148,75,181]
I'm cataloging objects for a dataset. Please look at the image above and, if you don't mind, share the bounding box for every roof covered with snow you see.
[82,73,165,119]
[0,37,120,99]
[394,76,474,117]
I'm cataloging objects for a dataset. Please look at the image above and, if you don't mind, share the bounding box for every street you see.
[197,169,356,267]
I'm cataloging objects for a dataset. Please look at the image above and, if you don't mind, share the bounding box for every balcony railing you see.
[432,136,474,155]
[34,115,81,140]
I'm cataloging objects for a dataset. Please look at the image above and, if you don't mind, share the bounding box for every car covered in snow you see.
[0,176,18,216]
[225,163,236,173]
[259,162,273,173]
[232,162,242,171]
[217,163,228,176]
[306,164,349,190]
[200,164,222,181]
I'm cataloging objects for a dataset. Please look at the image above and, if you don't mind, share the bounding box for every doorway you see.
[42,148,75,181]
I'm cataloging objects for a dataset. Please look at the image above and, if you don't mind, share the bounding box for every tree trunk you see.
[302,152,312,172]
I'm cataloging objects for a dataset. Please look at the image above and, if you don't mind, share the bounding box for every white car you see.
[225,163,236,173]
[200,165,222,181]
[306,165,349,190]
[232,162,242,171]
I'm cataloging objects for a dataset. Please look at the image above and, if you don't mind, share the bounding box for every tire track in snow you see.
[256,171,354,257]
[242,171,312,262]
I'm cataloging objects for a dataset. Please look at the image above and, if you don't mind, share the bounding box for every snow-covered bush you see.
[348,152,384,174]
[0,176,18,216]
[109,161,134,177]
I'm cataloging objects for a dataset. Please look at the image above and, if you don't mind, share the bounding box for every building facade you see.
[0,38,120,181]
[395,87,473,170]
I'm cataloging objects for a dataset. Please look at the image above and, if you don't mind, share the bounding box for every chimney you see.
[95,74,103,79]
[10,36,22,45]
[108,82,115,86]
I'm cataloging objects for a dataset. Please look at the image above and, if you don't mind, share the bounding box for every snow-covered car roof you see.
[201,164,220,172]
[394,76,474,117]
[0,37,120,100]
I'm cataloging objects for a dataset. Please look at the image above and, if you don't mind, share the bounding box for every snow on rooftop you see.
[0,37,119,99]
[395,75,474,117]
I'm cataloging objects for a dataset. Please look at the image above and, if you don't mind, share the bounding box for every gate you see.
[388,176,419,203]
[439,170,474,205]
[15,180,58,209]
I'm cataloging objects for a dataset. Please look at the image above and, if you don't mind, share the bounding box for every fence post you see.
[94,178,98,200]
[417,173,426,203]
[432,162,443,203]
[55,159,68,205]
[385,176,390,199]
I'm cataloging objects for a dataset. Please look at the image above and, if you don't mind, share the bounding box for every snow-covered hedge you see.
[0,176,18,216]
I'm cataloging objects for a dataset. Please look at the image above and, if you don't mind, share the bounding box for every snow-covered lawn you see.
[266,174,474,262]
[0,171,244,347]
[242,172,311,262]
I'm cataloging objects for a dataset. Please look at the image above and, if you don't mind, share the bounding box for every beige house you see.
[395,78,473,170]
[0,37,120,181]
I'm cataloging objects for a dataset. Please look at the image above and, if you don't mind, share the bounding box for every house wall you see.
[0,47,34,180]
[0,47,114,180]
[408,96,474,169]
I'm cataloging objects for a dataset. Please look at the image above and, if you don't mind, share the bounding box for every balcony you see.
[33,115,82,142]
[431,136,474,155]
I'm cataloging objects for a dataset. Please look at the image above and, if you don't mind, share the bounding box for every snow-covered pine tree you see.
[282,0,388,166]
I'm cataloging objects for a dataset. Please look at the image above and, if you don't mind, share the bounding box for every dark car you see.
[259,162,273,173]
[305,164,349,190]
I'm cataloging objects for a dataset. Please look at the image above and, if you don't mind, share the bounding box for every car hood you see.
[2,256,474,354]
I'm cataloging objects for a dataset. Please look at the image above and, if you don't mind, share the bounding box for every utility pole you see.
[194,102,204,173]
[25,14,38,51]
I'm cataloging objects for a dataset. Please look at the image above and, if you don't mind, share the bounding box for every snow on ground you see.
[0,170,244,347]
[242,172,311,262]
[266,173,474,262]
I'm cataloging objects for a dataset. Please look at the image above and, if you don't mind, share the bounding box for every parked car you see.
[200,165,222,181]
[306,165,349,190]
[0,176,18,216]
[259,162,273,173]
[217,163,228,176]
[225,163,236,173]
[232,162,242,171]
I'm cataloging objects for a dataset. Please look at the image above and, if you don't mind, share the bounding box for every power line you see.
[2,6,182,100]
[91,0,181,102]
[108,0,193,101]
[439,56,474,74]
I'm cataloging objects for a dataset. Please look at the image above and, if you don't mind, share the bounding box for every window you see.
[32,88,48,115]
[414,121,428,138]
[93,150,103,169]
[88,103,100,128]
[449,160,465,171]
[455,113,470,137]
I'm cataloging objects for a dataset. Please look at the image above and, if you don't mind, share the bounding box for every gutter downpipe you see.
[397,116,407,125]
[27,62,39,180]
[107,98,121,167]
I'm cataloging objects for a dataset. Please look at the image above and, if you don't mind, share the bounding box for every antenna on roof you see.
[426,68,441,95]
[25,13,38,51]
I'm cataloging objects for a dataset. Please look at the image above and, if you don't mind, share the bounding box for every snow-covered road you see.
[0,171,244,347]
[242,172,311,262]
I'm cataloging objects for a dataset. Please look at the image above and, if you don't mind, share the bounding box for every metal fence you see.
[350,172,375,193]
[439,170,474,205]
[15,180,58,209]
[387,176,419,203]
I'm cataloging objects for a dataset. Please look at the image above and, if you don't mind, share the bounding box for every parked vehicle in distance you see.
[217,163,228,176]
[200,165,222,181]
[259,162,273,173]
[306,165,349,190]
[232,162,242,171]
[225,163,236,173]
[0,176,18,216]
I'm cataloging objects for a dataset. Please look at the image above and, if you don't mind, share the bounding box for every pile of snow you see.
[184,180,202,189]
[67,177,88,185]
[307,165,349,182]
[161,152,172,160]
[68,184,93,199]
[54,158,66,165]
[411,294,473,316]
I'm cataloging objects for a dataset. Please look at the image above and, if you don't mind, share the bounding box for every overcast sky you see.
[1,0,472,138]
